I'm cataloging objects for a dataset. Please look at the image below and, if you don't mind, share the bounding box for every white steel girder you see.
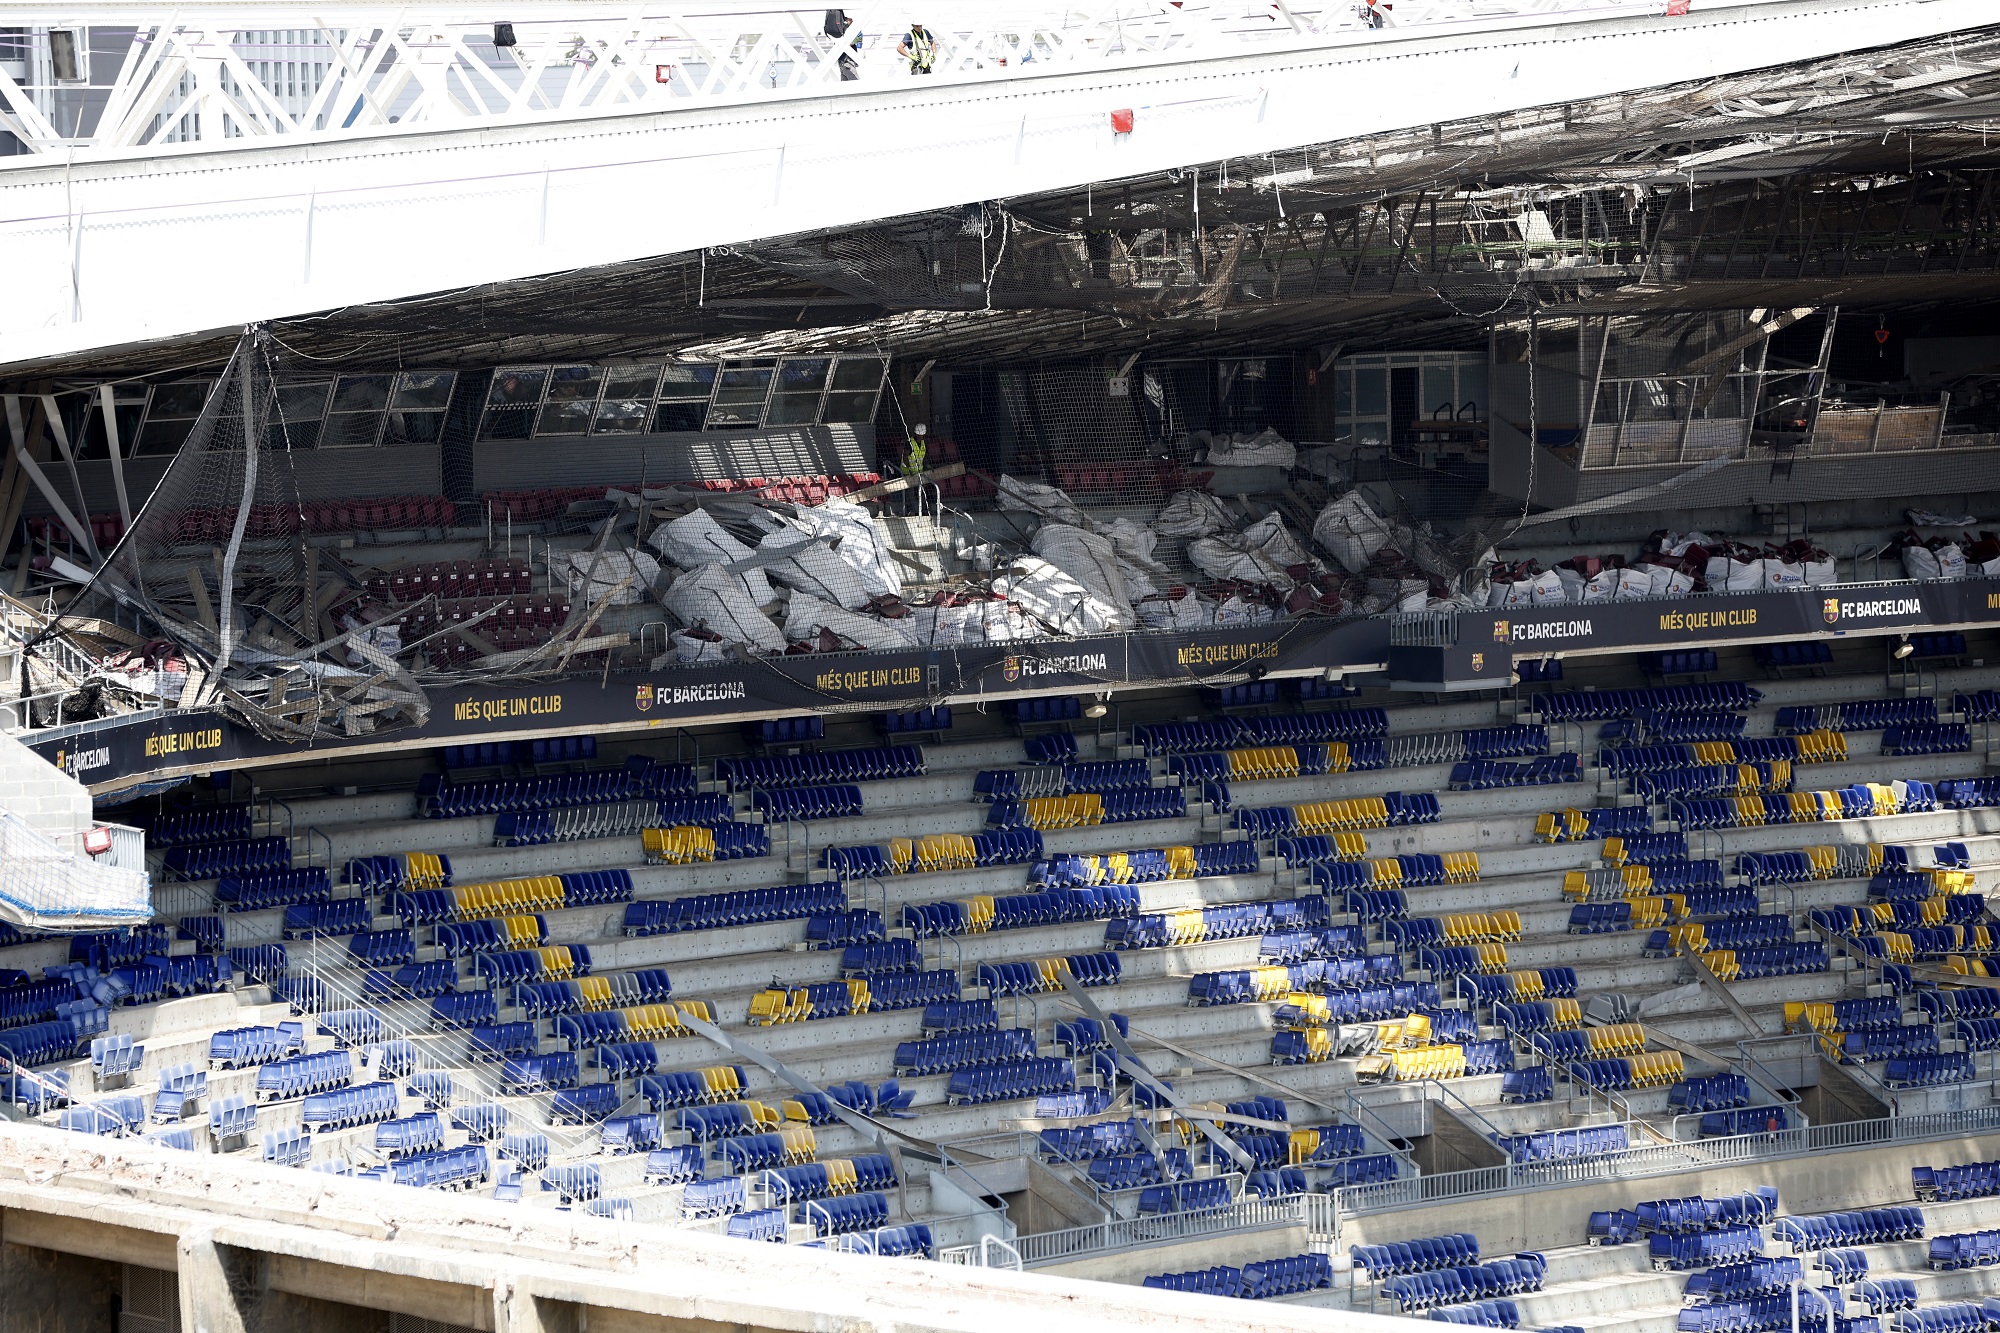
[0,0,1992,371]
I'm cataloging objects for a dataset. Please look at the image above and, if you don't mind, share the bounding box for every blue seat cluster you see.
[763,1155,897,1202]
[1500,1068,1553,1103]
[622,881,844,935]
[894,1028,1036,1075]
[1353,1234,1481,1277]
[1773,1207,1924,1251]
[806,909,885,948]
[218,867,331,912]
[1915,1160,2000,1202]
[1956,691,2000,721]
[1535,683,1759,721]
[1145,1253,1334,1300]
[1638,1191,1777,1234]
[1494,1126,1628,1164]
[798,1192,891,1235]
[256,1050,353,1101]
[1043,1123,1144,1165]
[987,788,1188,827]
[716,746,923,790]
[163,836,290,881]
[1649,1226,1763,1270]
[376,1112,445,1158]
[1640,649,1718,676]
[1885,1053,1973,1087]
[1669,1074,1751,1114]
[284,897,370,939]
[1005,697,1081,725]
[1108,898,1329,949]
[1851,1279,1917,1314]
[746,715,824,745]
[1134,709,1389,754]
[1448,755,1581,789]
[879,705,951,735]
[1699,1107,1793,1138]
[1684,1256,1803,1303]
[643,1145,704,1184]
[682,1177,748,1218]
[1777,698,1937,733]
[386,1144,490,1190]
[151,806,255,848]
[443,736,596,769]
[821,831,1043,879]
[301,1080,399,1132]
[1673,1290,1841,1333]
[1883,723,1971,755]
[945,1057,1074,1104]
[1136,1177,1232,1214]
[1755,641,1834,671]
[754,785,864,821]
[1384,1256,1546,1311]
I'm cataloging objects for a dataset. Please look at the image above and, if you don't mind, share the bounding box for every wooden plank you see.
[186,568,217,632]
[837,461,965,504]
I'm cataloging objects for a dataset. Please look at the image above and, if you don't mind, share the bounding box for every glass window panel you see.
[391,371,456,410]
[479,408,534,442]
[658,362,717,399]
[653,402,706,433]
[714,367,773,406]
[543,366,601,403]
[593,398,651,433]
[267,419,321,449]
[148,382,213,419]
[330,375,392,413]
[602,365,662,400]
[488,368,548,406]
[764,395,821,427]
[831,357,886,391]
[706,402,763,428]
[1458,364,1488,415]
[1354,368,1387,417]
[537,400,595,435]
[821,391,879,424]
[1333,368,1353,417]
[384,410,445,445]
[322,412,384,448]
[134,419,194,455]
[777,358,830,393]
[1420,366,1456,419]
[275,382,331,423]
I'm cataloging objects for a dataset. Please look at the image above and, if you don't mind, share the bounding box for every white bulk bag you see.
[996,475,1091,528]
[1155,490,1235,539]
[1938,543,1969,580]
[1903,545,1942,581]
[1614,568,1652,601]
[1529,570,1566,605]
[783,498,901,600]
[560,548,660,606]
[1761,559,1806,591]
[1207,427,1296,468]
[1804,560,1838,587]
[1554,569,1586,603]
[1242,512,1316,573]
[1582,571,1618,603]
[1033,524,1141,607]
[1189,532,1293,586]
[993,556,1134,634]
[662,565,786,655]
[1214,595,1278,626]
[757,531,870,609]
[1138,592,1214,630]
[1312,492,1395,574]
[783,594,919,651]
[652,509,750,568]
[1983,556,2000,580]
[1725,559,1765,593]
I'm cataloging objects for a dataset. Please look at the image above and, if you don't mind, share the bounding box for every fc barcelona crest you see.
[1002,656,1021,683]
[1822,598,1841,625]
[1471,652,1485,672]
[635,683,654,712]
[1492,620,1510,643]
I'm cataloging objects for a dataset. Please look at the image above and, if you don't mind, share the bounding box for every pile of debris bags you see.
[1199,427,1298,469]
[1483,530,1843,607]
[1891,530,2000,580]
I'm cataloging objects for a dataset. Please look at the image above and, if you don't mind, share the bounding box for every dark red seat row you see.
[365,559,531,605]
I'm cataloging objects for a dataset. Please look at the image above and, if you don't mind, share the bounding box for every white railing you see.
[0,0,1808,162]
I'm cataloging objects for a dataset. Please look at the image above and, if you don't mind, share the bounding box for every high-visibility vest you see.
[904,28,935,73]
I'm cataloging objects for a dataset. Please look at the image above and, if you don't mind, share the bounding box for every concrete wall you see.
[0,1122,1406,1333]
[1038,1224,1314,1286]
[1343,1129,2000,1257]
[0,729,91,841]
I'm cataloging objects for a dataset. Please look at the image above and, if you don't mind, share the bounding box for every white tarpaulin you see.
[783,594,919,651]
[996,475,1091,528]
[993,556,1135,634]
[1154,490,1235,539]
[1189,514,1313,587]
[1312,492,1395,573]
[1205,427,1297,469]
[1032,524,1142,609]
[0,809,151,929]
[756,531,870,609]
[784,498,902,600]
[1137,591,1213,629]
[650,511,774,604]
[910,600,1038,644]
[662,565,786,654]
[559,548,660,606]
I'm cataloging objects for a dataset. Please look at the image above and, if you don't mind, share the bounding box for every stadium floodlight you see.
[1894,637,1914,659]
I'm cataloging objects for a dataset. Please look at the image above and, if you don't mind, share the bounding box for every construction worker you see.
[897,22,936,75]
[905,423,928,476]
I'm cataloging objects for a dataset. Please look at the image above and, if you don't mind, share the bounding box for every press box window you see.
[653,363,716,432]
[383,371,456,445]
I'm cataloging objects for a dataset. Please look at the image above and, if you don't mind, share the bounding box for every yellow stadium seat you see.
[1327,742,1352,774]
[888,838,913,873]
[1535,813,1562,844]
[1475,943,1508,973]
[1549,998,1582,1030]
[1335,832,1368,861]
[1508,970,1545,1001]
[1706,950,1740,982]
